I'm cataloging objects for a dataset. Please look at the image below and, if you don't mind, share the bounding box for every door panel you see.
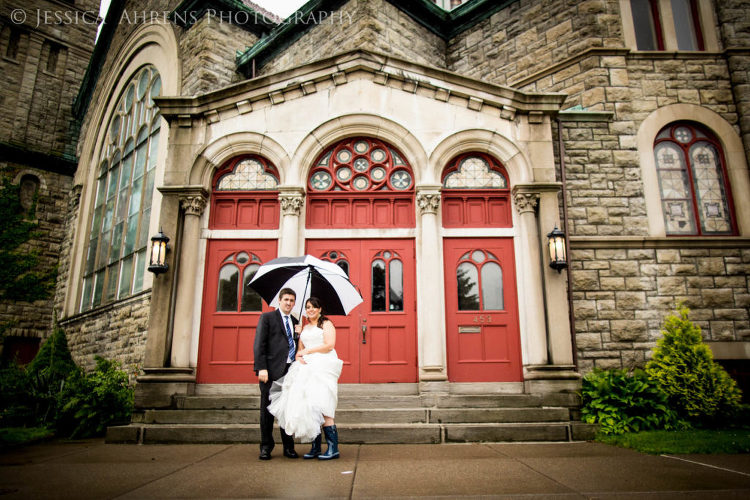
[305,239,417,383]
[197,239,276,383]
[444,238,522,382]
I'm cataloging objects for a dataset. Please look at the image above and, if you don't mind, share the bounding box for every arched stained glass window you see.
[456,249,504,311]
[654,123,737,235]
[319,250,350,277]
[216,251,264,312]
[443,154,507,189]
[215,157,279,190]
[309,137,413,192]
[371,250,403,312]
[81,65,162,311]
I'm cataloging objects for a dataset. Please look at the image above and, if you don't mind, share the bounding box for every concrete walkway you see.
[1,439,749,498]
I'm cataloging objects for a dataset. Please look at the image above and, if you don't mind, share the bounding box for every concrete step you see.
[133,408,429,425]
[133,407,571,425]
[171,393,563,410]
[107,421,592,445]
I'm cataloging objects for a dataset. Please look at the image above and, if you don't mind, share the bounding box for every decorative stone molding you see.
[417,191,441,215]
[180,195,207,217]
[513,192,539,214]
[280,193,304,216]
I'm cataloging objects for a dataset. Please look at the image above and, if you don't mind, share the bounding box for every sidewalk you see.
[1,439,749,498]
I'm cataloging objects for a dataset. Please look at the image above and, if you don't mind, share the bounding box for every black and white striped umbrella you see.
[248,255,363,317]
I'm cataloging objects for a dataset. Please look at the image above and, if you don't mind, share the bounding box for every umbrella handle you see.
[296,266,313,319]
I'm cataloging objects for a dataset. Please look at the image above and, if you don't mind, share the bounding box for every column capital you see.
[513,192,539,214]
[279,192,305,216]
[416,186,442,215]
[180,194,208,216]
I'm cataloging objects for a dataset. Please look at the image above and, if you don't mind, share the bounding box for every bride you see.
[268,296,344,460]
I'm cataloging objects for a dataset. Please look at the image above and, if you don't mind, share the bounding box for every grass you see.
[0,427,54,446]
[598,429,750,455]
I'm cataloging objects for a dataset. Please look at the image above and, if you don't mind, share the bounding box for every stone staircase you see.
[107,384,596,444]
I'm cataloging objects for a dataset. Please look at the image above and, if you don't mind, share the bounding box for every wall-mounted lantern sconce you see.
[148,230,170,275]
[547,226,567,273]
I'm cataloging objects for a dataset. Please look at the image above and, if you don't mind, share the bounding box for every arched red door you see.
[305,137,417,383]
[441,153,522,382]
[197,156,280,383]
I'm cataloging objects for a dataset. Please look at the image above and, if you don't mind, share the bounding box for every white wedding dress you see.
[268,324,343,442]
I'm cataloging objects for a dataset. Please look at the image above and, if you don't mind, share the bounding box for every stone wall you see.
[258,0,446,77]
[716,0,750,168]
[447,0,622,87]
[0,164,73,339]
[179,13,259,95]
[59,293,151,376]
[570,244,750,371]
[443,0,749,371]
[0,0,100,158]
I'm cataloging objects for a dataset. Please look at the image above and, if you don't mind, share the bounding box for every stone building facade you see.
[29,0,750,400]
[0,0,100,363]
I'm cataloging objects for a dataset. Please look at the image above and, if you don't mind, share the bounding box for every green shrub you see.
[581,368,683,435]
[58,357,134,438]
[646,306,743,426]
[0,361,34,427]
[24,323,78,426]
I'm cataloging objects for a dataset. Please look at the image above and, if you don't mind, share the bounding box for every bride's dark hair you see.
[305,296,329,328]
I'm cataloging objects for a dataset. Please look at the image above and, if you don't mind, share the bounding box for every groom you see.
[253,287,299,460]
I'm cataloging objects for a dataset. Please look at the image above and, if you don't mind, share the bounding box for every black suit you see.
[254,309,298,452]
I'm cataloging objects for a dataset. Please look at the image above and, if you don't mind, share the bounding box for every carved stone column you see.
[416,187,447,381]
[512,188,548,367]
[278,187,305,257]
[170,191,208,368]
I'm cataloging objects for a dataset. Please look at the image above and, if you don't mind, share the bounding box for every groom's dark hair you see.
[279,288,296,300]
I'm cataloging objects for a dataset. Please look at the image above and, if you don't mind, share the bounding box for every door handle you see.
[361,323,367,344]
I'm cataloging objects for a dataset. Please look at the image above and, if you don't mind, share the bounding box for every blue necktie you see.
[284,315,295,360]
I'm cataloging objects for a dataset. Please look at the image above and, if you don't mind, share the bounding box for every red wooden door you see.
[305,239,417,383]
[444,238,522,382]
[197,239,277,383]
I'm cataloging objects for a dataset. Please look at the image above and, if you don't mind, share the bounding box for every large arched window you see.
[80,65,162,311]
[653,122,737,236]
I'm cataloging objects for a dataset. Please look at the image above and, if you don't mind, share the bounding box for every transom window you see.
[216,252,264,312]
[80,65,162,311]
[371,250,403,312]
[309,137,413,192]
[443,154,508,189]
[215,157,278,190]
[654,122,737,236]
[456,250,504,311]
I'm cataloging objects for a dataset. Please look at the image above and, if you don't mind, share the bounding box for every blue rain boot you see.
[304,434,322,459]
[318,425,340,460]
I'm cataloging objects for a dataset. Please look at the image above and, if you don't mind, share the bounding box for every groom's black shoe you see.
[259,449,272,460]
[283,448,299,459]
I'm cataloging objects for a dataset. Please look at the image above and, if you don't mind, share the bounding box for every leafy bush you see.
[0,361,34,426]
[58,357,134,438]
[1,325,134,438]
[24,323,78,426]
[646,306,743,426]
[581,368,683,435]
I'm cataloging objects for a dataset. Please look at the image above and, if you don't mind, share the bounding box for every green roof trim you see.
[236,0,349,77]
[237,0,519,77]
